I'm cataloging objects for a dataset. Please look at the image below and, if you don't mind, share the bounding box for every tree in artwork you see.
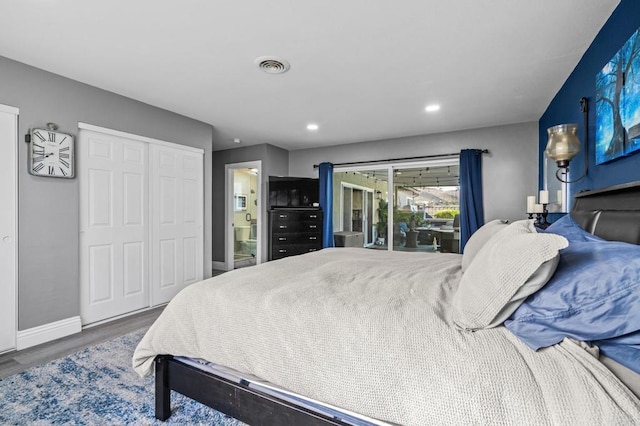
[596,27,640,164]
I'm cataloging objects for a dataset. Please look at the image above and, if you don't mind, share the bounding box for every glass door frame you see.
[335,156,458,251]
[339,181,375,246]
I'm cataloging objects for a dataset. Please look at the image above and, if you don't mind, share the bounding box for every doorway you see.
[226,161,262,270]
[0,104,17,353]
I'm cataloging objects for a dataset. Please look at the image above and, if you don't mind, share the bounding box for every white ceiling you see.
[0,0,619,151]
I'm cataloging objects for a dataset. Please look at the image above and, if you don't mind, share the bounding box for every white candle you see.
[534,203,544,213]
[539,190,549,204]
[526,196,536,213]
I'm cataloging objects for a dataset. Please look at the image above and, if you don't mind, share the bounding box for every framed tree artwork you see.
[596,26,640,164]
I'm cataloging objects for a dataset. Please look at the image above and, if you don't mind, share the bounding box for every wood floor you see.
[0,269,228,380]
[0,306,164,379]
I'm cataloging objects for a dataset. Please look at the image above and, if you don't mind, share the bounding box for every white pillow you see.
[461,219,509,272]
[452,220,568,330]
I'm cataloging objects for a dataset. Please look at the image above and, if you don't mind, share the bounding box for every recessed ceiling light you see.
[306,123,319,131]
[233,138,241,144]
[425,104,441,112]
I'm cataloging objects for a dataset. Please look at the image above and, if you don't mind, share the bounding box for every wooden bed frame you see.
[154,180,640,424]
[154,355,352,425]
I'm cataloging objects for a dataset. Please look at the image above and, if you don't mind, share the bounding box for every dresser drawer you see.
[269,209,323,261]
[272,221,320,233]
[272,211,321,222]
[272,232,321,246]
[271,244,322,260]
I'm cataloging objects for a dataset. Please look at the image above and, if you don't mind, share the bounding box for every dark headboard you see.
[571,180,640,244]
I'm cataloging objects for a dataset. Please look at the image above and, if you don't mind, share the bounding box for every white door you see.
[0,105,17,352]
[79,130,149,324]
[150,145,203,305]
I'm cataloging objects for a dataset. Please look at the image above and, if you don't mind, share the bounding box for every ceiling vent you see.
[255,56,290,74]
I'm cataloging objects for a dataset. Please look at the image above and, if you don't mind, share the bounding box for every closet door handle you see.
[278,237,287,241]
[278,249,287,253]
[279,225,288,229]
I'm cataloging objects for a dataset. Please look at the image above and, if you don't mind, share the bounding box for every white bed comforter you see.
[133,248,640,425]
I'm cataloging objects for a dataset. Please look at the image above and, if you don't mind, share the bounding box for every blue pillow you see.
[543,214,603,242]
[504,238,640,366]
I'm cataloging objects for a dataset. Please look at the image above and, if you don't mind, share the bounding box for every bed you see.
[133,181,640,425]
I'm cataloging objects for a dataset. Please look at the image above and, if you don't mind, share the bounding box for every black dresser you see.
[269,209,323,260]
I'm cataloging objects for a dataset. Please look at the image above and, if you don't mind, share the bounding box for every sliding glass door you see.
[332,159,459,252]
[333,170,386,247]
[390,163,460,253]
[340,183,375,245]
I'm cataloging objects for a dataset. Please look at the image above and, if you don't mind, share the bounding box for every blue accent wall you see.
[539,0,640,198]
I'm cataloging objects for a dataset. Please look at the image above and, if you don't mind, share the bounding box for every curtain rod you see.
[312,149,489,169]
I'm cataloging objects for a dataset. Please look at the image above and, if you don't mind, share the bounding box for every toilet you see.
[244,239,257,256]
[246,223,258,255]
[235,226,251,244]
[235,226,256,256]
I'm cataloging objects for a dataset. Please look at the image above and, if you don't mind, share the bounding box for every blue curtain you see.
[318,162,334,248]
[459,149,484,252]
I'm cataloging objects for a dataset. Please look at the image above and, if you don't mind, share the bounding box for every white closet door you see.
[150,145,203,306]
[0,106,17,352]
[80,130,149,324]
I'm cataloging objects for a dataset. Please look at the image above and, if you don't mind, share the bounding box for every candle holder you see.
[536,204,551,229]
[526,192,551,227]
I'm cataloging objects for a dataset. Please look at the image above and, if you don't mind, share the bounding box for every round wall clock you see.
[29,124,75,178]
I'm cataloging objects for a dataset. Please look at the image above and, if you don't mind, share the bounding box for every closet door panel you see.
[151,145,203,305]
[80,131,149,325]
[160,176,177,224]
[123,241,144,295]
[123,173,144,225]
[183,236,198,282]
[88,244,113,304]
[159,238,177,288]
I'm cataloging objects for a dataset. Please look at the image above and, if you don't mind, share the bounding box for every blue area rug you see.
[0,330,243,425]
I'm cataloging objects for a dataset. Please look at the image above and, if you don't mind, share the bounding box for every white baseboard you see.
[212,260,228,271]
[17,316,82,350]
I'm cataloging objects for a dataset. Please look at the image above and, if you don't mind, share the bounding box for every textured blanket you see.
[133,248,640,425]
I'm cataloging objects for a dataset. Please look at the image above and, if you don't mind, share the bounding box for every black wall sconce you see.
[545,97,589,183]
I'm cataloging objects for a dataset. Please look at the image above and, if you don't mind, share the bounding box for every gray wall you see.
[0,55,214,330]
[289,122,539,224]
[212,144,289,263]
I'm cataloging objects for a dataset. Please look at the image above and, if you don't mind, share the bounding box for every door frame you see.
[0,104,18,354]
[225,161,262,271]
[335,157,458,250]
[339,182,375,246]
